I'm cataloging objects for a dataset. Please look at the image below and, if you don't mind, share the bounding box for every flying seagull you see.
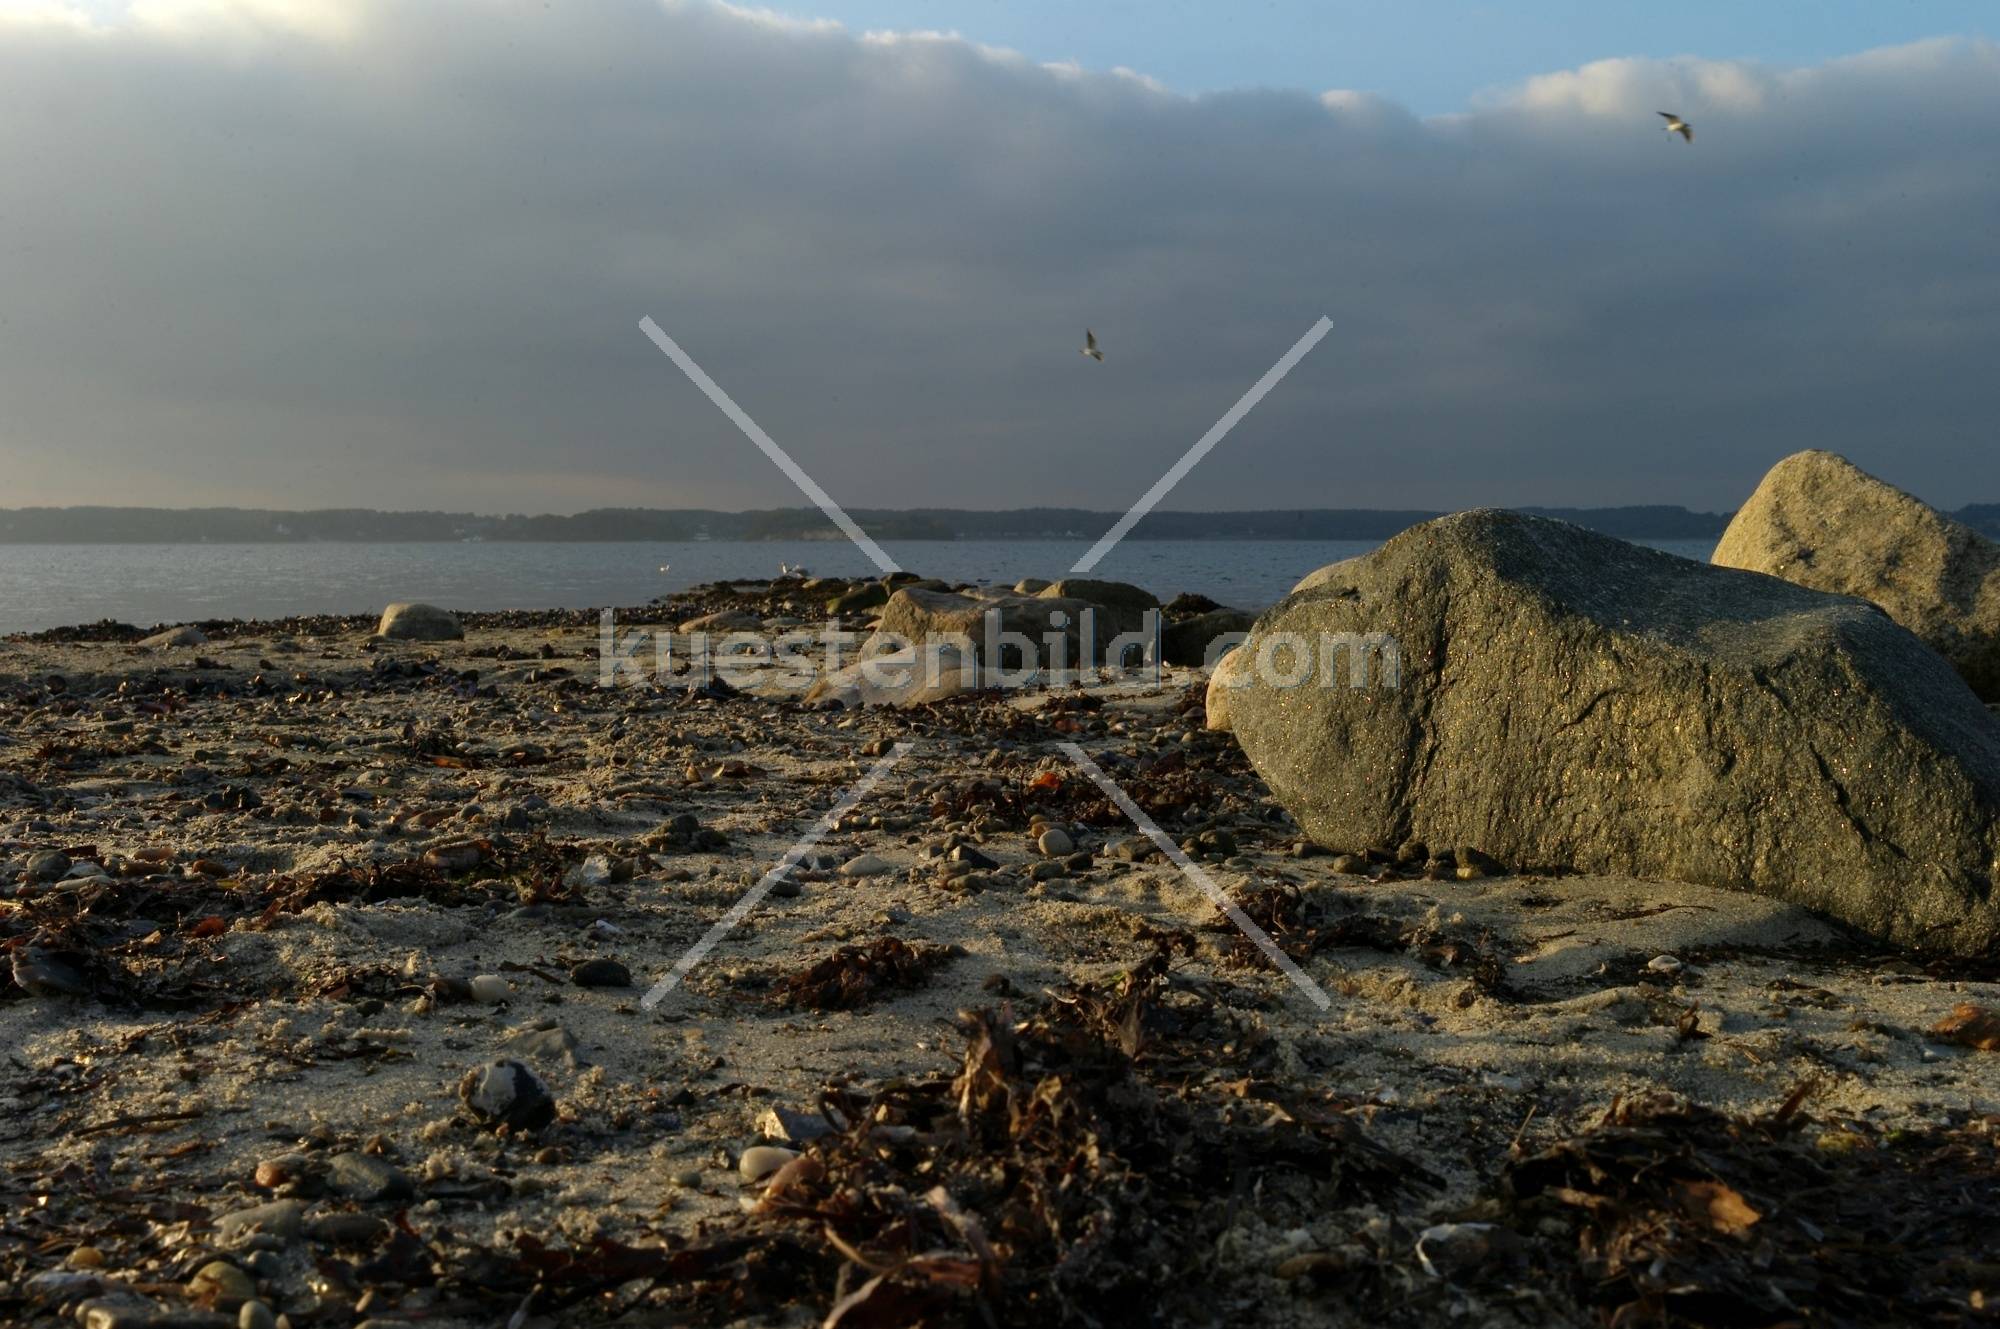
[1080,329,1103,361]
[1658,112,1693,143]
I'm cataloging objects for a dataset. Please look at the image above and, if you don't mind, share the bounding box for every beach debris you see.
[1414,1222,1518,1281]
[756,1104,836,1146]
[1506,1092,2000,1325]
[1930,1001,2000,1050]
[326,1151,414,1202]
[569,957,632,988]
[459,1058,556,1132]
[8,935,92,997]
[768,937,956,1011]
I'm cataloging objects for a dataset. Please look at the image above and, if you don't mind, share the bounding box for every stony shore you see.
[2,579,1998,1328]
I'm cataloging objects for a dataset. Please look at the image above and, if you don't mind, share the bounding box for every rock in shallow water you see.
[1714,449,2000,700]
[1227,510,2000,955]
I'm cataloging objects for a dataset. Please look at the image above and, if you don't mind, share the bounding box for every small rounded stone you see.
[190,1259,256,1305]
[737,1145,798,1183]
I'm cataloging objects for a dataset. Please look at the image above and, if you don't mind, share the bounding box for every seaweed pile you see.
[441,943,1436,1326]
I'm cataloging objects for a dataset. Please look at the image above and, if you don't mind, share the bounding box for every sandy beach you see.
[3,577,1996,1328]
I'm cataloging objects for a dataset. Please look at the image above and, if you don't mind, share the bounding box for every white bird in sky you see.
[1080,329,1103,361]
[1658,111,1693,143]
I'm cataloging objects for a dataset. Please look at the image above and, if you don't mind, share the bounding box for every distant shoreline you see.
[0,503,1790,544]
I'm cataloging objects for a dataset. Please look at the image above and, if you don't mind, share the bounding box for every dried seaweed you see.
[1211,884,1521,1000]
[768,937,957,1011]
[1505,1093,2000,1326]
[739,943,1432,1326]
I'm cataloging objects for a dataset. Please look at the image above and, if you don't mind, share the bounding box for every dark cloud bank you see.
[0,1,1994,515]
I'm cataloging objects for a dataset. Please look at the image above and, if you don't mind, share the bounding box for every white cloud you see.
[0,2,1994,514]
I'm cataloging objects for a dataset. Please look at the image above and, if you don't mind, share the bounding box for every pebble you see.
[569,958,632,988]
[501,1020,579,1065]
[1414,1223,1510,1280]
[1647,954,1685,974]
[326,1151,413,1202]
[240,1303,278,1329]
[1035,828,1075,856]
[305,1213,389,1247]
[67,1245,106,1269]
[10,944,89,998]
[468,974,511,1004]
[837,853,892,878]
[1329,854,1366,874]
[737,1145,799,1183]
[458,1058,556,1132]
[24,850,71,882]
[757,1105,835,1145]
[188,1260,256,1305]
[421,840,484,873]
[215,1200,305,1243]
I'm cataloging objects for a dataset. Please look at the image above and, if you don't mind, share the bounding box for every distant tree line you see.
[5,501,1990,543]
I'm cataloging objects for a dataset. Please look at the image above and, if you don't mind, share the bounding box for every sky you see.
[0,0,1996,515]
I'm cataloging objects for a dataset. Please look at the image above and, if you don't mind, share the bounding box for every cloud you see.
[0,1,1994,514]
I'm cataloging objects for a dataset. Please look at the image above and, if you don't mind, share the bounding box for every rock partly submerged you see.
[1713,449,2000,700]
[1225,509,2000,956]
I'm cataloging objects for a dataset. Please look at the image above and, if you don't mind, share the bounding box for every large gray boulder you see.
[1226,510,2000,956]
[376,602,463,641]
[1713,450,2000,699]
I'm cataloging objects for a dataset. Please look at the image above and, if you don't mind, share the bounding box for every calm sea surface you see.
[0,538,1718,635]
